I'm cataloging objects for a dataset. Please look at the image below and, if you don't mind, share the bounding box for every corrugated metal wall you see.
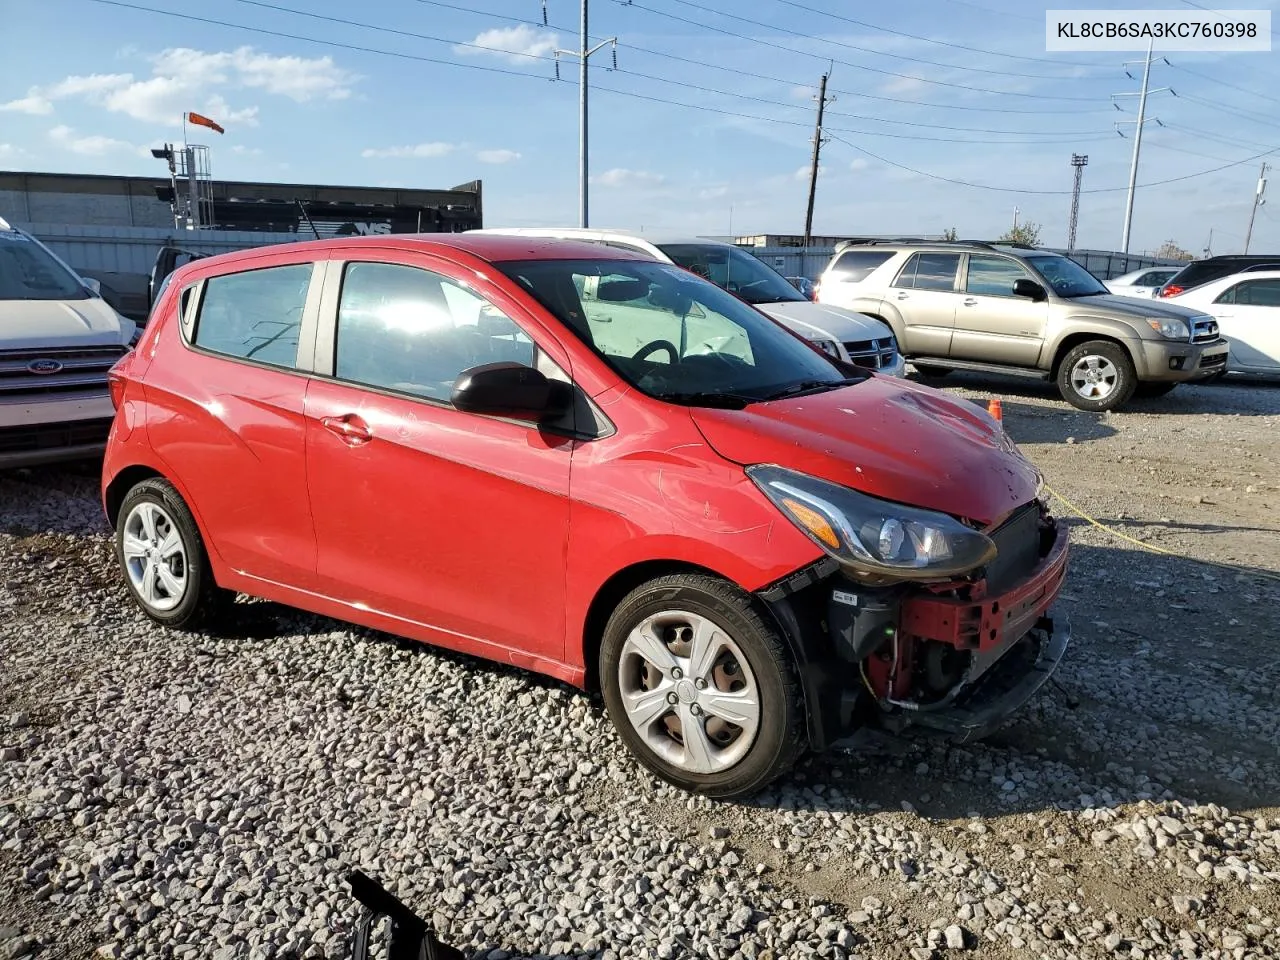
[17,222,303,275]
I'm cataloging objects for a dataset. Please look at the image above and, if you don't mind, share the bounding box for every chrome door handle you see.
[321,415,372,445]
[896,291,910,300]
[963,297,978,306]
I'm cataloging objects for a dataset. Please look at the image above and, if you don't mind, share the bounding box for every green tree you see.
[1156,240,1195,261]
[999,222,1041,246]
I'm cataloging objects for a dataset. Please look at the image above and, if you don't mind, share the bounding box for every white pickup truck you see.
[0,217,137,469]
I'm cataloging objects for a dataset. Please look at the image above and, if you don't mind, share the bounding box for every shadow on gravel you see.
[928,369,1280,417]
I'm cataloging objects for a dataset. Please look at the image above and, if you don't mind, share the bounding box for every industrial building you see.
[0,169,484,319]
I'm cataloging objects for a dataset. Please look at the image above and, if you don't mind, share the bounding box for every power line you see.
[404,0,1104,114]
[655,0,1092,81]
[612,0,1102,101]
[1174,91,1280,129]
[1167,63,1280,108]
[226,0,1117,143]
[759,0,1110,68]
[826,132,1280,195]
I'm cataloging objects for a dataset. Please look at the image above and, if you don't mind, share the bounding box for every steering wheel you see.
[633,339,679,364]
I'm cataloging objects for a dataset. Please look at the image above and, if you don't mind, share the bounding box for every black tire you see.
[1134,381,1178,399]
[912,363,951,379]
[1055,340,1138,412]
[599,574,805,799]
[114,477,230,629]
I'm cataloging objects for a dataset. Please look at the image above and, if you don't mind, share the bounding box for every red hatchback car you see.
[102,235,1070,798]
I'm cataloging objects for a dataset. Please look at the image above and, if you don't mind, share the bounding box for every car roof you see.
[472,227,736,249]
[832,240,1060,257]
[179,233,645,272]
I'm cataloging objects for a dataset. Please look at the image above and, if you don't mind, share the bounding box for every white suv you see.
[468,228,905,376]
[0,218,137,469]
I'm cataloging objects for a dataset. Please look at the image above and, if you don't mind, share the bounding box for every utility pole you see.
[1114,39,1172,254]
[802,69,833,248]
[1244,161,1269,253]
[1013,206,1020,231]
[554,0,616,228]
[1067,154,1088,251]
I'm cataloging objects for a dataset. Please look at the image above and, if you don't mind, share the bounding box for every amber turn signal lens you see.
[780,497,840,549]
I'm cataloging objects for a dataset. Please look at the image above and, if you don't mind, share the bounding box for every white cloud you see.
[850,158,869,171]
[698,185,730,200]
[794,164,825,181]
[477,148,521,164]
[10,46,355,129]
[457,25,558,64]
[791,85,816,100]
[230,144,263,156]
[48,124,150,157]
[362,142,456,159]
[0,90,53,115]
[592,168,666,188]
[0,143,25,159]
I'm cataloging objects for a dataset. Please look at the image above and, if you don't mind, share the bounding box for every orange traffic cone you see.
[987,396,1003,422]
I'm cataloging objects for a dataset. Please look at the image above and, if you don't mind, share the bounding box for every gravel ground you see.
[1,374,1278,960]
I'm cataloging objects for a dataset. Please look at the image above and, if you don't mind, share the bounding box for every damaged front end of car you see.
[751,468,1070,750]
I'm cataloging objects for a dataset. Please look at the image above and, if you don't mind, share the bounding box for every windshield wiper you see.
[663,390,760,409]
[762,377,859,401]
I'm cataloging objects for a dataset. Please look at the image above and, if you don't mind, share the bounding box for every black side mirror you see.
[1013,278,1047,302]
[451,362,571,421]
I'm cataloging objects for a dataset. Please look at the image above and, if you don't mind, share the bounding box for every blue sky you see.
[2,0,1278,254]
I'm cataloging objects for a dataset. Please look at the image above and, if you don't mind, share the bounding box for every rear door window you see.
[1228,279,1280,307]
[193,263,313,369]
[894,253,960,292]
[827,250,893,282]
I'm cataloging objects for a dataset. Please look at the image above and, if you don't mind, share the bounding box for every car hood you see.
[0,297,134,350]
[1064,293,1206,321]
[755,301,894,341]
[691,376,1039,526]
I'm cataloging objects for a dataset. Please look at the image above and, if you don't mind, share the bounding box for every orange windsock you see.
[187,111,225,134]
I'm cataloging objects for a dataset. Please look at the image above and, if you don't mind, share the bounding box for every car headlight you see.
[747,464,996,579]
[1146,317,1189,340]
[810,337,840,358]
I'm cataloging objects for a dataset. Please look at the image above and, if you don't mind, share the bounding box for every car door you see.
[141,255,322,589]
[887,252,962,356]
[948,253,1048,366]
[1213,278,1280,370]
[302,252,575,665]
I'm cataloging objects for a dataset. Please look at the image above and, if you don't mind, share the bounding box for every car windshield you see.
[1025,255,1109,298]
[656,243,806,305]
[496,258,861,406]
[0,230,88,301]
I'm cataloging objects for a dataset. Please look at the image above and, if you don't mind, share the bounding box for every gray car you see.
[816,240,1229,411]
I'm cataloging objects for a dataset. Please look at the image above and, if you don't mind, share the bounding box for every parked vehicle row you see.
[99,233,1069,798]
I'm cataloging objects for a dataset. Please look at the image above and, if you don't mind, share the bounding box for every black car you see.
[1156,254,1280,298]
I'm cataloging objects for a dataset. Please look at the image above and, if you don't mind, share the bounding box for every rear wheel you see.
[1056,340,1137,412]
[599,574,804,799]
[115,478,230,629]
[1134,381,1178,398]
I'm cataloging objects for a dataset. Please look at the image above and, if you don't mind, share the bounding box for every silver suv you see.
[816,240,1229,411]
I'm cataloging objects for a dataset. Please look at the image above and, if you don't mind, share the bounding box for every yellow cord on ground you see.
[1043,483,1280,584]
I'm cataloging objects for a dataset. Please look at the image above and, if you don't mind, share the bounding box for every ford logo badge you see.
[27,359,63,375]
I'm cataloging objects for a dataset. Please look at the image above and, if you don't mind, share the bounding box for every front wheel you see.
[599,574,804,799]
[1056,340,1137,412]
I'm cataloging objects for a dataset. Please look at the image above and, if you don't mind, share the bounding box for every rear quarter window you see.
[192,263,313,369]
[827,250,893,282]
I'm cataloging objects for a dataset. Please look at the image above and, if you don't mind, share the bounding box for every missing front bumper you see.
[883,610,1071,742]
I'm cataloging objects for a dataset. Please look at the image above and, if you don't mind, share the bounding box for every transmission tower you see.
[1067,154,1088,251]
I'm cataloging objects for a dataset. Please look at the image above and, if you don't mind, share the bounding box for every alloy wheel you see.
[121,501,189,612]
[1069,355,1119,400]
